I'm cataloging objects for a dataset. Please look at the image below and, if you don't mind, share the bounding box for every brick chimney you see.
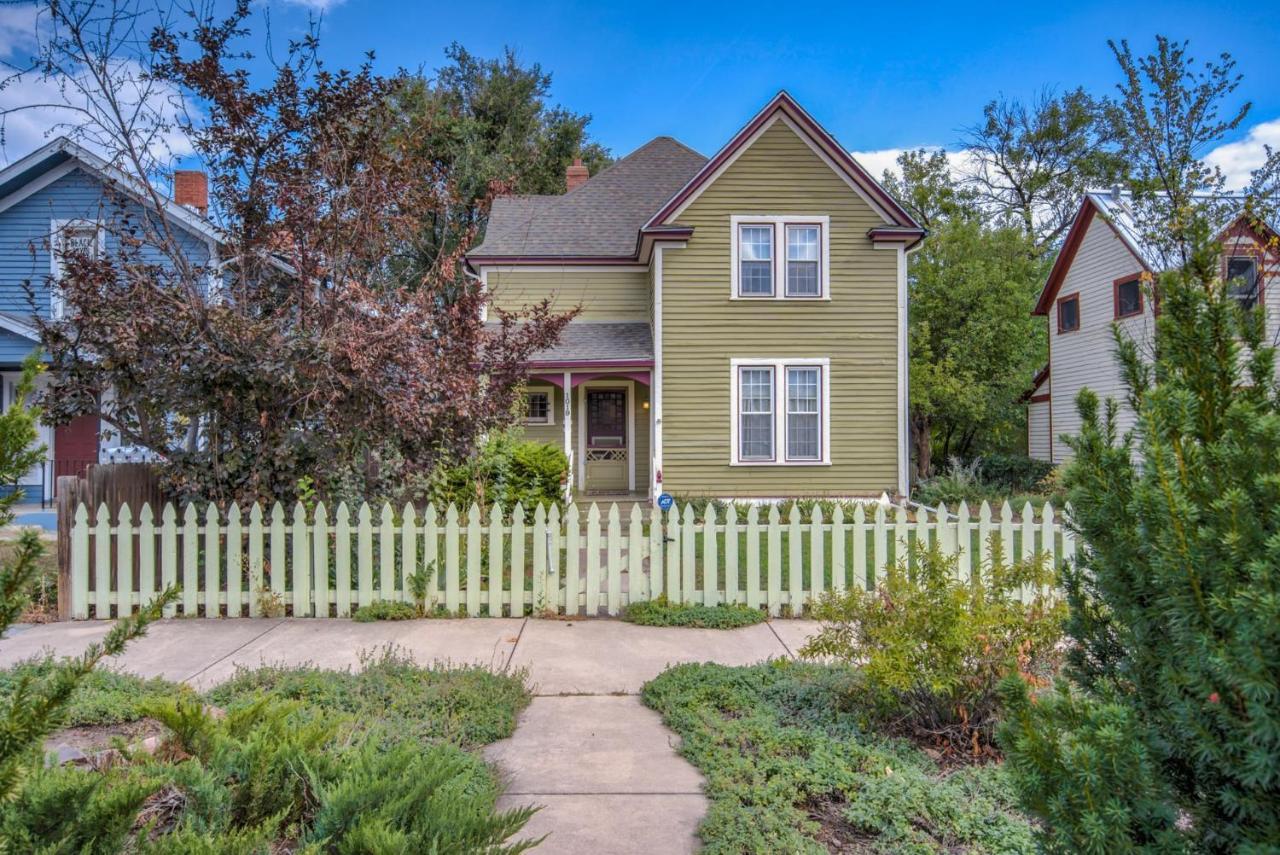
[173,170,208,216]
[565,157,589,192]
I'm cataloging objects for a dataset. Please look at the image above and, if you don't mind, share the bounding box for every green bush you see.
[803,545,1063,757]
[430,428,567,511]
[351,600,418,622]
[997,231,1280,850]
[623,596,766,629]
[0,659,181,727]
[643,661,1035,853]
[914,455,1063,509]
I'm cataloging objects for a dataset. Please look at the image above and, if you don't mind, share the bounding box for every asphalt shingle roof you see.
[470,137,706,258]
[490,322,653,364]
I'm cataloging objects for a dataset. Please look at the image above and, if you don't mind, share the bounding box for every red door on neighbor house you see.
[54,414,99,493]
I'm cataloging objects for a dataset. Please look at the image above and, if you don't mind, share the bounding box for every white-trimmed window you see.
[730,215,830,300]
[523,387,554,425]
[730,358,830,465]
[737,225,774,295]
[49,219,104,320]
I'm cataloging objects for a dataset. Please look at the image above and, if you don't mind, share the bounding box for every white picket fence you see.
[67,499,1073,620]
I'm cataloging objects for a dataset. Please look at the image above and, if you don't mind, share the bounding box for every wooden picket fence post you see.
[65,498,1071,620]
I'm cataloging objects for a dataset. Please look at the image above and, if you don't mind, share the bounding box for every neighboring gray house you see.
[1029,190,1278,463]
[0,137,217,501]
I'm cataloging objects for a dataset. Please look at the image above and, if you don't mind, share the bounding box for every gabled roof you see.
[468,137,707,261]
[1033,190,1277,316]
[0,136,222,244]
[467,91,925,266]
[644,91,923,244]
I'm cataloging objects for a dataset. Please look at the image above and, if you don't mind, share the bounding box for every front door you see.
[584,388,627,493]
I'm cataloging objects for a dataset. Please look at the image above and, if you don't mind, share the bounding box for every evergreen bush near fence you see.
[67,498,1072,620]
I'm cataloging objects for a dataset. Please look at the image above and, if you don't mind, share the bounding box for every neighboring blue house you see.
[0,137,220,503]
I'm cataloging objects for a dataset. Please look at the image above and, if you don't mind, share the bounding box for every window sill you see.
[729,460,832,467]
[728,296,832,302]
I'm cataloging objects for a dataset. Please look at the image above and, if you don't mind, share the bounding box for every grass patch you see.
[352,600,419,622]
[206,646,530,748]
[623,596,766,629]
[642,661,1034,854]
[0,539,58,622]
[0,658,181,727]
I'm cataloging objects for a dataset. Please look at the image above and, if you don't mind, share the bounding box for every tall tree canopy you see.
[392,44,612,276]
[27,0,573,505]
[885,150,1049,478]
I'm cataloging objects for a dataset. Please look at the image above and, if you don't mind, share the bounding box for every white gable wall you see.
[1049,215,1153,463]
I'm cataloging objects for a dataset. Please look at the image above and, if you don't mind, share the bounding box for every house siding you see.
[659,118,900,496]
[521,380,651,495]
[0,167,211,323]
[485,268,649,320]
[1048,215,1152,463]
[1028,399,1051,461]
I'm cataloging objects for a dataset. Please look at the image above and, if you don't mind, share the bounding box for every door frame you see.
[577,379,636,493]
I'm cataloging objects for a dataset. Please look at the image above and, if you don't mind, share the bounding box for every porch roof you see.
[511,321,653,367]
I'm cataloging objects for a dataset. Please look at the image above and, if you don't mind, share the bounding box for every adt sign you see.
[657,492,674,512]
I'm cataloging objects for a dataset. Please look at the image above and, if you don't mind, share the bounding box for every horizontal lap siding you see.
[661,119,899,496]
[0,168,211,321]
[520,384,563,448]
[1049,216,1151,463]
[1028,400,1051,461]
[486,269,649,320]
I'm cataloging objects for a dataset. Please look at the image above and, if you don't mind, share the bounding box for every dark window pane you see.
[1117,280,1141,316]
[1059,297,1079,332]
[1227,257,1258,310]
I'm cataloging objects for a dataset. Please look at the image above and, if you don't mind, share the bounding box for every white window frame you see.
[523,385,555,426]
[49,218,105,320]
[729,215,830,301]
[729,357,831,466]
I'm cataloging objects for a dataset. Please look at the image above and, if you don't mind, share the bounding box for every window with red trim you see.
[1057,293,1080,333]
[1114,277,1143,319]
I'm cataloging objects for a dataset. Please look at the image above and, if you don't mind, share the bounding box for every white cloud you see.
[276,0,346,10]
[849,145,984,185]
[1206,118,1280,190]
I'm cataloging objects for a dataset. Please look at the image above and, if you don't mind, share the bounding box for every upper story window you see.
[1114,276,1143,319]
[730,215,830,300]
[523,388,553,425]
[731,358,829,465]
[1226,256,1259,311]
[1057,293,1080,334]
[738,225,774,295]
[50,219,104,320]
[786,225,821,297]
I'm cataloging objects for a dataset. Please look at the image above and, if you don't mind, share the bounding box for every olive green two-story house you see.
[467,92,924,503]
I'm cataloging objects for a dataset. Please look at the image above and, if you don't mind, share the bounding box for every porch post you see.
[562,371,572,496]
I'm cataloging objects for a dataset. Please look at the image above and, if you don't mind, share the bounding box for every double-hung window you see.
[737,225,774,295]
[731,358,829,465]
[732,216,829,299]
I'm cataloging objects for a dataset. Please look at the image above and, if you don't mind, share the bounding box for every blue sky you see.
[1,0,1277,184]
[262,0,1280,182]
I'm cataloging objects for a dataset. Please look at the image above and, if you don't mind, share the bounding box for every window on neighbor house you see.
[1227,256,1259,311]
[733,360,829,464]
[738,366,774,460]
[738,225,774,296]
[1058,294,1080,333]
[50,220,102,320]
[786,225,821,297]
[1115,277,1143,319]
[523,390,552,425]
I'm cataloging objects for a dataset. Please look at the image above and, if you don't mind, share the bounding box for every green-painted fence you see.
[67,499,1073,620]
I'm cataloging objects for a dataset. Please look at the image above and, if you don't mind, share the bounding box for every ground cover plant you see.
[643,661,1035,854]
[622,596,766,629]
[0,648,535,850]
[0,659,178,728]
[351,600,419,622]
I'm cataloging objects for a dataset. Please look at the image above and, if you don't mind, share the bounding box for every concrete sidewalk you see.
[0,616,819,854]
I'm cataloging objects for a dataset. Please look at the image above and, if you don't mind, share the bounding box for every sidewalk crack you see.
[502,617,529,673]
[767,620,797,659]
[181,619,286,684]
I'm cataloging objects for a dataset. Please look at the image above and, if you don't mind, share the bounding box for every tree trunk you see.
[912,413,932,483]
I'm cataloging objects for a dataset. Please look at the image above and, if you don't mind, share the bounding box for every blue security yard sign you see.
[657,492,674,512]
